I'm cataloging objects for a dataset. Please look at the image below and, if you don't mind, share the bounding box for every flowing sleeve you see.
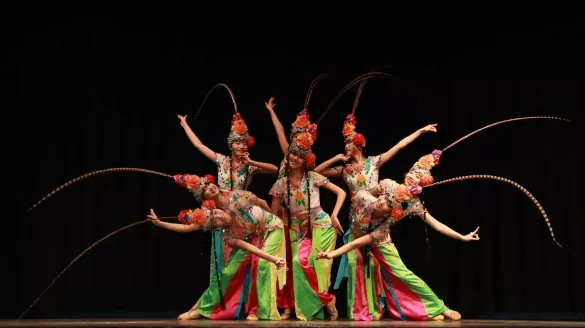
[269,178,285,198]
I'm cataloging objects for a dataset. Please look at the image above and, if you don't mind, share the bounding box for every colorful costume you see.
[270,112,337,320]
[177,197,287,320]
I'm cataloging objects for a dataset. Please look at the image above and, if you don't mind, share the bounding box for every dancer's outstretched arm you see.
[315,234,374,260]
[177,114,217,162]
[378,124,438,168]
[147,209,201,232]
[264,97,289,155]
[231,238,286,267]
[420,210,480,242]
[241,152,278,174]
[314,154,349,177]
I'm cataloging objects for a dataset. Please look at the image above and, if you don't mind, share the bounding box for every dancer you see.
[147,196,287,321]
[316,150,477,321]
[268,112,345,321]
[313,114,437,319]
[177,106,278,278]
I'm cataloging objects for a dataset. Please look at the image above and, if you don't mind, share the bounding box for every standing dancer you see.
[313,73,437,320]
[177,83,278,284]
[268,112,345,320]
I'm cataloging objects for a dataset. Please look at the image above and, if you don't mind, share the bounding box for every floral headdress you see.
[377,150,442,219]
[174,173,216,202]
[342,114,366,148]
[227,113,255,150]
[177,200,217,231]
[288,112,318,168]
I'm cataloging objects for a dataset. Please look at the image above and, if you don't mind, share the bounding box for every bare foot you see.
[246,313,258,320]
[280,308,291,320]
[443,309,461,320]
[430,314,445,321]
[177,309,201,320]
[326,295,338,321]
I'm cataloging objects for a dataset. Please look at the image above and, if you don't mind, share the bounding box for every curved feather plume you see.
[192,82,239,122]
[427,174,562,248]
[28,168,174,211]
[351,66,387,115]
[18,216,177,320]
[442,116,571,152]
[317,72,401,124]
[304,74,328,109]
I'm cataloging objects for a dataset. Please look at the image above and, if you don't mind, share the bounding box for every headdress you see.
[177,200,217,231]
[174,173,216,202]
[227,113,255,149]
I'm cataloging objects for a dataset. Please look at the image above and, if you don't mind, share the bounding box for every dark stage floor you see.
[1,319,584,328]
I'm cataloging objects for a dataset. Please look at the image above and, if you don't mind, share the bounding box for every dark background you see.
[2,16,584,320]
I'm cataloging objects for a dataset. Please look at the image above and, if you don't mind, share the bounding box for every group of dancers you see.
[27,72,566,322]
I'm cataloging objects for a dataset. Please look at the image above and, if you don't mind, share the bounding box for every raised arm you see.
[264,97,289,155]
[147,208,201,233]
[320,181,346,235]
[420,210,480,242]
[314,154,349,178]
[231,239,286,267]
[177,114,217,162]
[316,234,375,260]
[378,124,438,168]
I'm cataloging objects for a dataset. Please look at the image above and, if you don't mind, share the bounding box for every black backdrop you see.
[2,17,584,320]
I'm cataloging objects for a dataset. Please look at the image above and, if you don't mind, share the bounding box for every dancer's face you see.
[345,141,360,157]
[288,152,306,170]
[203,183,220,199]
[375,195,392,212]
[405,171,420,186]
[231,141,249,157]
[211,209,231,227]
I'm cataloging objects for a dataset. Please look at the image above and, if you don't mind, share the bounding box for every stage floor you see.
[1,319,584,327]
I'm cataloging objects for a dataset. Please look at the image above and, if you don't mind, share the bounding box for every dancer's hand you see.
[331,215,344,235]
[461,226,480,241]
[419,123,438,134]
[265,97,276,111]
[147,208,162,226]
[315,248,331,260]
[335,154,350,163]
[240,152,253,165]
[177,114,188,127]
[273,257,286,268]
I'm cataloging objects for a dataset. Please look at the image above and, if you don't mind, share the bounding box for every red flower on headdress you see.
[418,154,436,170]
[342,123,355,137]
[174,174,201,189]
[178,209,193,225]
[345,114,357,125]
[305,153,316,167]
[294,132,314,150]
[393,185,412,203]
[352,133,366,147]
[391,206,404,219]
[247,136,255,148]
[308,123,318,140]
[232,120,248,135]
[420,174,434,187]
[203,174,216,185]
[192,208,208,226]
[202,199,216,210]
[232,113,242,123]
[293,109,311,129]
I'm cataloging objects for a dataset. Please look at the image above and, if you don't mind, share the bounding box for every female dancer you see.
[147,196,288,321]
[316,150,479,321]
[177,112,278,275]
[313,114,437,320]
[268,112,346,321]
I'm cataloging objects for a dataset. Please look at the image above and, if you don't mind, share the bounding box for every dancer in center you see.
[267,105,345,321]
